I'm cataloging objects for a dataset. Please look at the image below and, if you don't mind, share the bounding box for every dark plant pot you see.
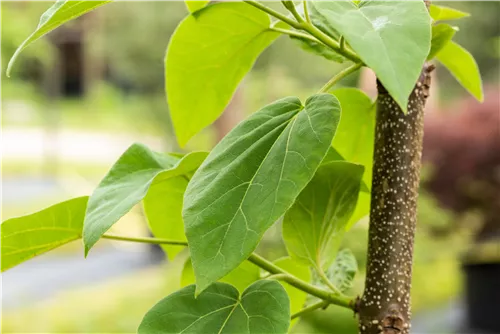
[463,261,500,333]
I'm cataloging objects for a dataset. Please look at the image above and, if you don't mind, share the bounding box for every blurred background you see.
[1,1,499,333]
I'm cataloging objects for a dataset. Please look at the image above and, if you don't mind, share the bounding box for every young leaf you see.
[1,197,88,271]
[143,177,189,260]
[184,0,209,13]
[436,41,484,102]
[429,4,470,22]
[283,161,364,270]
[274,257,311,328]
[166,2,281,146]
[6,0,111,76]
[313,249,358,294]
[310,0,431,112]
[138,280,290,334]
[427,24,457,60]
[184,94,341,293]
[83,143,207,255]
[181,258,260,293]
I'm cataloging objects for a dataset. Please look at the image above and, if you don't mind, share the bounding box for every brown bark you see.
[358,64,434,334]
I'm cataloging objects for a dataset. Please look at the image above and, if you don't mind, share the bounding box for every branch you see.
[319,63,363,93]
[102,233,355,311]
[291,300,330,319]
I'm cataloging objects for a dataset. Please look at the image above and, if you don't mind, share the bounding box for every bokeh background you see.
[1,1,499,333]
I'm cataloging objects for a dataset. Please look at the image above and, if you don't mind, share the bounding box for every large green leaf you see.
[166,2,281,146]
[427,24,457,60]
[6,0,111,76]
[184,94,341,293]
[83,143,207,255]
[314,249,358,294]
[143,177,189,260]
[181,258,260,293]
[310,0,431,112]
[283,161,364,270]
[429,4,470,22]
[274,257,311,328]
[436,41,484,102]
[138,280,290,334]
[1,197,88,271]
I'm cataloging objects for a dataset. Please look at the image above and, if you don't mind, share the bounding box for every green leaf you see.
[185,0,209,13]
[1,197,87,271]
[184,94,341,293]
[291,36,345,63]
[429,4,470,22]
[143,177,189,260]
[274,257,311,328]
[283,161,364,270]
[314,249,357,294]
[331,88,374,229]
[83,143,207,255]
[310,0,431,112]
[182,258,260,293]
[166,2,281,146]
[427,24,457,60]
[436,41,484,102]
[138,280,290,334]
[6,0,111,77]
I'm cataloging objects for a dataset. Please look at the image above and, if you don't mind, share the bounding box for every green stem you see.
[244,0,361,63]
[303,1,311,24]
[315,265,344,295]
[319,62,363,93]
[244,0,301,29]
[270,27,320,43]
[247,253,353,309]
[102,234,188,246]
[339,36,345,52]
[282,0,304,23]
[291,300,330,320]
[104,233,354,310]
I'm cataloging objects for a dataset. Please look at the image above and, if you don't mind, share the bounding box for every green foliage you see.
[309,0,431,112]
[323,249,357,294]
[428,24,457,60]
[436,41,484,101]
[143,177,189,260]
[181,258,260,293]
[184,1,209,13]
[6,0,111,76]
[166,2,280,146]
[1,197,88,272]
[429,4,470,22]
[138,281,290,334]
[183,94,340,293]
[273,257,311,327]
[83,144,207,255]
[283,162,363,270]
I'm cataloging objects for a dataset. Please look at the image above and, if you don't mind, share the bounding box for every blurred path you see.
[2,127,164,164]
[1,247,161,309]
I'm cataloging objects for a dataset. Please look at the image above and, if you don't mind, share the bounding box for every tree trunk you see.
[358,64,434,334]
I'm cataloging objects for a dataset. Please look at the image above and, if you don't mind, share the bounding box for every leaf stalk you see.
[319,62,363,93]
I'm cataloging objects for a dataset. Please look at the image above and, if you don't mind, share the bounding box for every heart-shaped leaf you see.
[429,4,470,22]
[310,0,431,112]
[83,143,207,255]
[166,2,281,146]
[283,161,364,270]
[184,0,209,13]
[7,0,111,76]
[138,280,290,334]
[184,94,341,293]
[428,24,457,60]
[436,41,483,102]
[181,257,260,293]
[1,197,88,271]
